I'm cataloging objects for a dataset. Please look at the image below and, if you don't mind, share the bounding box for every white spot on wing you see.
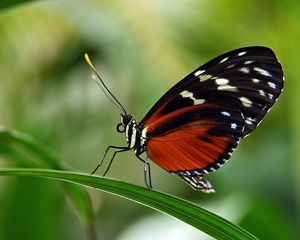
[268,82,276,89]
[245,119,253,125]
[259,89,266,96]
[244,60,253,65]
[246,117,256,125]
[231,123,237,129]
[199,74,212,81]
[142,127,148,139]
[194,98,206,105]
[194,69,205,77]
[239,97,252,107]
[180,90,205,105]
[252,78,260,83]
[254,67,272,77]
[220,57,229,63]
[226,64,235,69]
[217,85,238,92]
[239,67,250,74]
[141,127,148,145]
[238,51,247,56]
[215,78,229,85]
[221,111,231,116]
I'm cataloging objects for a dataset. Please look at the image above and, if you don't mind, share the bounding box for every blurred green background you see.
[0,0,299,239]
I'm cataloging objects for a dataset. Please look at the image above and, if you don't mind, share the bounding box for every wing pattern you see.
[139,46,284,191]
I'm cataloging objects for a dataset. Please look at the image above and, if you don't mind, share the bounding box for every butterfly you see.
[85,46,284,193]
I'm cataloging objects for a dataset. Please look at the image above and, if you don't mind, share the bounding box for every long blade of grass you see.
[0,168,258,240]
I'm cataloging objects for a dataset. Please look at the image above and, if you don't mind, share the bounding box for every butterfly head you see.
[117,113,133,133]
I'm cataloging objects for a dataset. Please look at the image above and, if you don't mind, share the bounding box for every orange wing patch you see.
[147,125,233,172]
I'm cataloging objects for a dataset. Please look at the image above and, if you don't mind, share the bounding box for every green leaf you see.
[0,168,259,240]
[0,127,60,168]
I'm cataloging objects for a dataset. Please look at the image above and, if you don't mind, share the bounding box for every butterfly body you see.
[86,46,284,193]
[120,114,147,155]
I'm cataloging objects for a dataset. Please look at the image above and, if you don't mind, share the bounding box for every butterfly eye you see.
[121,114,133,125]
[116,123,125,133]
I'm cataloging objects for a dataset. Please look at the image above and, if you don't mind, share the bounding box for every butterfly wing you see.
[139,46,284,191]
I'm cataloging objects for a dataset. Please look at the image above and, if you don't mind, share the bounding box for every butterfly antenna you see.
[84,53,127,114]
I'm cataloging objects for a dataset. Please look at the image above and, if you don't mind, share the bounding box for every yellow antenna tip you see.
[84,53,96,71]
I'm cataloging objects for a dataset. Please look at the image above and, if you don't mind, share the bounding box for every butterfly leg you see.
[136,155,153,189]
[91,145,129,175]
[144,161,153,189]
[102,148,129,177]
